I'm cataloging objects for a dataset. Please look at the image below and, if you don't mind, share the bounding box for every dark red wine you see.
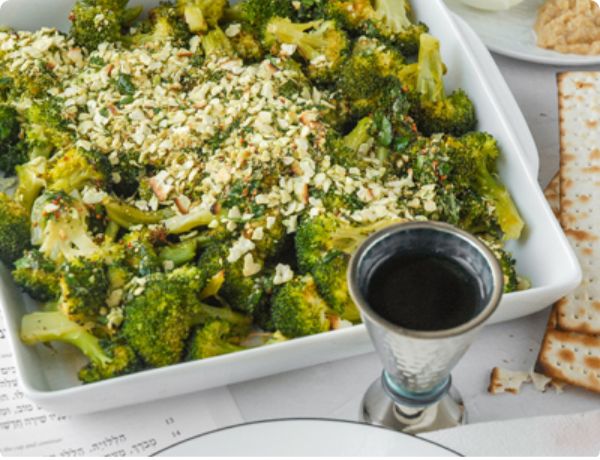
[367,253,484,331]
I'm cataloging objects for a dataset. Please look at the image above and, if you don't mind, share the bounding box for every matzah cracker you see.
[488,367,531,394]
[544,172,560,217]
[536,329,600,394]
[556,72,600,334]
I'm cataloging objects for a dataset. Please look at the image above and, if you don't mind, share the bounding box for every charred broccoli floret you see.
[0,105,27,175]
[31,191,100,263]
[46,148,109,193]
[186,320,247,360]
[69,0,143,50]
[0,192,30,265]
[176,0,227,34]
[21,311,141,382]
[409,34,476,136]
[12,249,60,301]
[264,17,349,83]
[58,257,109,324]
[108,150,145,198]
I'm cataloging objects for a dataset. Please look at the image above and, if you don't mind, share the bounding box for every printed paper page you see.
[0,314,243,456]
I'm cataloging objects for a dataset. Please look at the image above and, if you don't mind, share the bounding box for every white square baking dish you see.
[0,0,580,415]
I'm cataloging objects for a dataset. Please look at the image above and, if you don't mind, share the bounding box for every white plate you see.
[445,0,600,66]
[0,0,580,415]
[153,419,460,456]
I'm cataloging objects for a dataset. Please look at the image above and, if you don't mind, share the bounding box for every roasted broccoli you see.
[225,0,294,32]
[121,266,251,367]
[264,17,349,83]
[408,34,476,136]
[46,148,109,193]
[0,105,27,175]
[200,26,235,57]
[311,250,360,323]
[23,98,72,160]
[271,274,336,338]
[0,193,30,265]
[12,249,61,301]
[14,157,47,213]
[327,0,427,55]
[21,311,141,382]
[186,320,247,360]
[69,0,143,50]
[453,132,524,240]
[176,0,227,34]
[130,2,192,48]
[30,191,100,263]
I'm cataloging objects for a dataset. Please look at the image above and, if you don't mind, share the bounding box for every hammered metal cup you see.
[348,221,504,433]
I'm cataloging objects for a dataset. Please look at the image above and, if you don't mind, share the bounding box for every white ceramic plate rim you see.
[152,418,463,457]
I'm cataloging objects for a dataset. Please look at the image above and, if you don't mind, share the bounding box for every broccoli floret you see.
[225,0,294,32]
[176,0,227,34]
[264,18,349,83]
[271,274,336,338]
[31,191,100,263]
[15,157,47,213]
[197,243,270,322]
[336,41,411,121]
[409,34,476,136]
[46,148,109,193]
[479,235,519,293]
[327,117,377,169]
[454,132,524,240]
[130,2,192,48]
[58,257,109,324]
[23,98,72,160]
[295,213,401,273]
[0,192,30,265]
[21,311,141,382]
[200,26,235,57]
[12,249,60,301]
[325,0,373,31]
[120,230,162,276]
[78,341,142,383]
[186,320,247,360]
[228,26,265,62]
[121,266,251,367]
[0,105,27,175]
[69,0,143,50]
[311,250,360,323]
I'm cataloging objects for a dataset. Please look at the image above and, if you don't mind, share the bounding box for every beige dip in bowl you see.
[535,0,600,55]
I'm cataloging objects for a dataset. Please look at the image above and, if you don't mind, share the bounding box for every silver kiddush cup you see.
[348,221,503,434]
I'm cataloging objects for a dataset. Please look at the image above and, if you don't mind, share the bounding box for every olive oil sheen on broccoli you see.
[366,253,484,331]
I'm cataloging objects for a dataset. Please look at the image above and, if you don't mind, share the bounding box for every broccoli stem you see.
[159,238,199,267]
[163,207,214,234]
[103,197,173,229]
[199,270,225,299]
[331,218,405,254]
[416,34,445,103]
[191,302,252,328]
[105,221,120,241]
[15,158,46,213]
[21,311,111,366]
[343,117,374,152]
